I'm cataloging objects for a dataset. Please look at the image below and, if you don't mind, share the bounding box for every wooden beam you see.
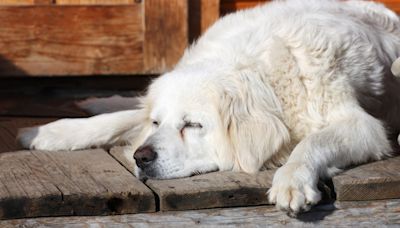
[0,4,144,76]
[220,0,400,15]
[0,0,53,5]
[144,0,188,73]
[0,149,155,219]
[32,0,53,4]
[56,0,134,4]
[333,156,400,201]
[110,146,274,211]
[2,199,400,226]
[146,170,274,211]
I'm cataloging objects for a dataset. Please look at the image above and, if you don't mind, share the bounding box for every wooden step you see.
[112,146,400,211]
[110,146,274,211]
[0,149,155,219]
[146,170,274,211]
[0,141,398,219]
[333,156,400,201]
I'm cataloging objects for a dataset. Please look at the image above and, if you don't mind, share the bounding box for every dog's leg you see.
[17,110,147,151]
[268,105,392,216]
[76,95,142,115]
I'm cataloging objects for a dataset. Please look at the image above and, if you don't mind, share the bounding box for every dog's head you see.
[134,69,289,180]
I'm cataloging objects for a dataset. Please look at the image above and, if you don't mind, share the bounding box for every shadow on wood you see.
[0,55,27,76]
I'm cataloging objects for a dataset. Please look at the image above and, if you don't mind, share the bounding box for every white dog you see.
[17,0,400,216]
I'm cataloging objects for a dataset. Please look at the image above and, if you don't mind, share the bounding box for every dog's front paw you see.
[17,126,62,150]
[268,162,321,217]
[17,121,75,151]
[17,126,40,149]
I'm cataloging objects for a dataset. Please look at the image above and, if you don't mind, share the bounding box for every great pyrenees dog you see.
[17,0,400,215]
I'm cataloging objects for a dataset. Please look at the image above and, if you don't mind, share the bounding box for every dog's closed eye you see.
[183,122,203,129]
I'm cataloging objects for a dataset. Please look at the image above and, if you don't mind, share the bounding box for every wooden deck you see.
[0,97,399,225]
[2,199,400,227]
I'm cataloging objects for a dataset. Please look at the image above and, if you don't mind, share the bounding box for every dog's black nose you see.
[134,146,157,168]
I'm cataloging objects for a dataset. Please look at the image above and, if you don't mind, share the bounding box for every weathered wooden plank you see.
[146,170,274,211]
[0,117,56,153]
[220,0,400,15]
[144,0,188,73]
[0,149,155,219]
[0,4,144,76]
[33,0,52,4]
[0,0,52,5]
[110,146,136,174]
[56,0,134,4]
[2,199,400,227]
[111,146,274,211]
[333,156,400,201]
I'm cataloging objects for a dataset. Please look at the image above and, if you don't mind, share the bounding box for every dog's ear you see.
[219,72,290,173]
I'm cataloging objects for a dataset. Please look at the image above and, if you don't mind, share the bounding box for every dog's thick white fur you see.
[17,0,400,215]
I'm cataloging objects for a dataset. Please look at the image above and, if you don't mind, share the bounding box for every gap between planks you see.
[110,146,400,211]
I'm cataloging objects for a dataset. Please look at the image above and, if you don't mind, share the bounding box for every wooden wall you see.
[220,0,400,15]
[0,0,188,76]
[0,0,399,77]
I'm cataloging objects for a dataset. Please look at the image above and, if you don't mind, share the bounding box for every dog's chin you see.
[138,169,186,181]
[138,166,220,181]
[137,167,160,181]
[189,168,219,177]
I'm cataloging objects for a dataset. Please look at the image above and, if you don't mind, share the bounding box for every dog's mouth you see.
[137,166,159,181]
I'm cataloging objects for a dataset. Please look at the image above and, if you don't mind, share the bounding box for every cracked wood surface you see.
[112,146,400,210]
[111,146,276,211]
[0,122,399,219]
[2,199,399,227]
[146,170,274,211]
[0,149,155,219]
[333,156,400,201]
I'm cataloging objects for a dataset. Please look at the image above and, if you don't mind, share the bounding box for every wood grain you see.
[220,0,400,15]
[146,170,274,211]
[110,146,275,211]
[189,0,220,42]
[0,0,53,4]
[56,0,134,4]
[2,199,400,226]
[110,146,136,174]
[0,4,144,76]
[144,0,188,73]
[0,149,155,219]
[333,156,400,201]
